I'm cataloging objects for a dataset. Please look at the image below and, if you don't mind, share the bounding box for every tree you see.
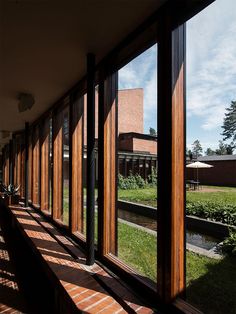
[215,140,235,155]
[205,147,215,156]
[186,148,193,160]
[149,127,157,136]
[192,140,203,158]
[222,100,236,143]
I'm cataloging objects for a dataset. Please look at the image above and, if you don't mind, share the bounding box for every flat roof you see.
[199,155,236,161]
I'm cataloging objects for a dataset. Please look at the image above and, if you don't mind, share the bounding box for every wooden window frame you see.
[40,118,50,211]
[28,132,33,203]
[32,125,40,207]
[52,108,63,222]
[69,93,84,234]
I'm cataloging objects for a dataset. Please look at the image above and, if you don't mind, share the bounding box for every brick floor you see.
[0,221,28,313]
[5,205,157,313]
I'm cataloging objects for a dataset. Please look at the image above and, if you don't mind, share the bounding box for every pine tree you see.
[222,101,236,143]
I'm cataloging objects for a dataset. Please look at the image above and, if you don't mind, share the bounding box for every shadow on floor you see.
[186,255,236,314]
[0,203,54,314]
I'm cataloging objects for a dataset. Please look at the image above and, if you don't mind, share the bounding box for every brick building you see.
[84,88,157,179]
[187,155,236,187]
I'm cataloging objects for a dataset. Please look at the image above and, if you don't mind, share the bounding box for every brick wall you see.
[118,89,143,134]
[84,88,144,145]
[186,160,236,187]
[133,138,157,154]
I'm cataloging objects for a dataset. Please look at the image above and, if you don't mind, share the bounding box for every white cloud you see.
[187,0,236,131]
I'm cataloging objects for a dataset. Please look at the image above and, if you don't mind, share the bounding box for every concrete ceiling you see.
[0,0,165,149]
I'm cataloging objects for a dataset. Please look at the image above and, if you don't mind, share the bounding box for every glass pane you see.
[116,44,158,283]
[186,2,236,313]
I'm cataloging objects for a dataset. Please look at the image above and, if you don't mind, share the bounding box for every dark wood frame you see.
[40,118,50,211]
[32,126,40,207]
[52,108,63,221]
[69,93,84,234]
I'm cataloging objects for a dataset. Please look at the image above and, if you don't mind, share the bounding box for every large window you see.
[116,45,158,283]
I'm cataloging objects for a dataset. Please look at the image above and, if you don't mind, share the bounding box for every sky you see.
[119,0,236,154]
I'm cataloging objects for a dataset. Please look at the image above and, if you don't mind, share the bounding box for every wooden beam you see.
[86,53,96,265]
[157,12,186,302]
[24,122,29,207]
[40,119,50,211]
[98,72,118,256]
[69,93,84,233]
[32,127,40,206]
[28,132,32,202]
[52,110,63,220]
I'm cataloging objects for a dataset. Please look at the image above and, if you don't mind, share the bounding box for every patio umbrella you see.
[186,161,213,182]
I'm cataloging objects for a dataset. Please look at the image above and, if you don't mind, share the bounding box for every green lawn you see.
[118,220,236,314]
[118,185,236,207]
[118,187,157,207]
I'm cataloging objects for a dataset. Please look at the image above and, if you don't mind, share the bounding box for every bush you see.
[222,229,236,256]
[118,173,147,190]
[186,200,236,226]
[147,167,157,186]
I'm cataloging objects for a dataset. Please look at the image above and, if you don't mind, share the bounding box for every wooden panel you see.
[13,138,17,186]
[69,94,84,233]
[52,110,63,220]
[28,132,32,202]
[20,136,25,198]
[24,122,29,207]
[32,126,40,206]
[157,13,186,302]
[40,118,50,211]
[3,145,9,186]
[98,72,118,256]
[16,136,21,190]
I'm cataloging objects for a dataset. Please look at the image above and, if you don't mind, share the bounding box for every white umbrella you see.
[186,161,213,182]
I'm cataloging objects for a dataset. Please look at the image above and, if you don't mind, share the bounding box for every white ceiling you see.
[0,0,165,149]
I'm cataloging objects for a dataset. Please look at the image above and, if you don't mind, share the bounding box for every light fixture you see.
[18,93,35,112]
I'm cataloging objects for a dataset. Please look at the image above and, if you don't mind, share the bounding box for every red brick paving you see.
[8,205,156,313]
[0,222,28,313]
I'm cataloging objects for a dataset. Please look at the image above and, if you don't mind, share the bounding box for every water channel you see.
[118,209,220,250]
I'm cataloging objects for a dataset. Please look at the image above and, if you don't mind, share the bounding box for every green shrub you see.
[118,173,147,190]
[186,200,236,226]
[147,167,157,186]
[222,229,236,256]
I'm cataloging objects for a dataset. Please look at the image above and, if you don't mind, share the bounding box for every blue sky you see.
[119,0,236,154]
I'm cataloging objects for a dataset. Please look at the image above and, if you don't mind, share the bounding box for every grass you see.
[186,252,236,314]
[118,187,157,207]
[118,221,236,314]
[118,185,236,207]
[187,185,236,204]
[118,221,157,281]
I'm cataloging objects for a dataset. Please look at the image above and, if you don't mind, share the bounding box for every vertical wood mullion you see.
[21,135,25,198]
[41,119,49,210]
[86,53,95,265]
[157,13,186,302]
[9,140,13,185]
[24,123,29,207]
[52,110,63,220]
[28,133,32,202]
[98,72,118,257]
[69,94,84,233]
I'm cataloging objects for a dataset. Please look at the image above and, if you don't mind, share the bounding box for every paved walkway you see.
[0,219,28,313]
